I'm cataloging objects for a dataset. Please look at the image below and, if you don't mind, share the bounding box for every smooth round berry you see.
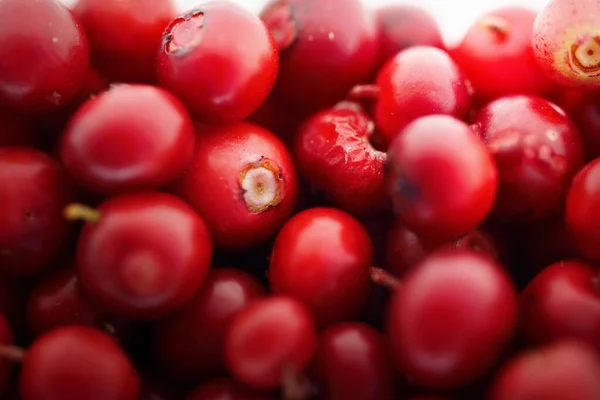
[61,84,195,195]
[155,268,265,381]
[73,192,212,320]
[19,326,141,400]
[387,250,518,390]
[294,102,386,215]
[157,2,278,123]
[473,95,584,220]
[374,46,472,145]
[0,0,89,113]
[0,148,74,277]
[174,122,297,249]
[269,207,373,327]
[260,0,378,112]
[386,115,497,242]
[568,90,600,160]
[224,296,317,389]
[187,378,276,400]
[73,0,175,83]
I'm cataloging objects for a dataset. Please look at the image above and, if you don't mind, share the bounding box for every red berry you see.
[387,250,517,390]
[0,148,74,277]
[533,0,600,87]
[157,2,278,123]
[0,315,13,394]
[19,326,141,400]
[385,115,497,242]
[373,46,472,145]
[472,95,584,220]
[294,102,387,215]
[0,0,89,113]
[175,122,297,249]
[73,0,175,83]
[269,207,373,327]
[61,84,195,195]
[260,0,378,112]
[73,192,212,319]
[155,268,265,381]
[187,378,276,400]
[224,296,317,389]
[520,260,600,349]
[375,5,445,68]
[488,340,600,400]
[567,90,600,160]
[452,7,556,102]
[311,323,396,400]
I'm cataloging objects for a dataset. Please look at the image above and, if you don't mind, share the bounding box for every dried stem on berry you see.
[480,15,510,40]
[370,266,399,289]
[239,158,284,213]
[0,344,25,362]
[64,203,101,223]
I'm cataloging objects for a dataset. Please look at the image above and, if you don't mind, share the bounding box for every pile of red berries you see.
[1,0,600,398]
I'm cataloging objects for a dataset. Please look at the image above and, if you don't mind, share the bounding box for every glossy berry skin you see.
[157,2,278,123]
[269,208,373,327]
[376,5,445,69]
[387,250,518,390]
[19,326,141,400]
[175,123,297,249]
[0,148,73,277]
[566,158,600,261]
[386,115,497,242]
[224,296,317,389]
[452,8,555,102]
[73,0,175,83]
[473,95,584,221]
[0,314,13,394]
[489,340,600,400]
[155,268,265,381]
[260,0,378,112]
[519,260,600,349]
[568,90,600,160]
[533,0,600,87]
[76,192,212,320]
[61,84,195,195]
[0,0,89,113]
[187,378,276,400]
[311,323,395,400]
[374,46,472,145]
[294,102,386,215]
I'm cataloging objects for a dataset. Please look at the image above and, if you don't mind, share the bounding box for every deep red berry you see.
[0,110,37,148]
[472,95,584,220]
[73,0,175,83]
[72,192,212,320]
[488,340,600,400]
[375,5,445,68]
[451,7,556,102]
[387,250,518,390]
[157,2,278,123]
[386,115,497,242]
[155,268,266,381]
[0,315,13,394]
[0,0,89,113]
[373,46,472,146]
[520,260,600,349]
[269,207,373,327]
[174,122,297,249]
[567,90,600,160]
[311,323,396,400]
[187,378,276,400]
[294,102,387,215]
[566,158,600,261]
[18,326,141,400]
[260,0,378,112]
[0,148,74,277]
[61,84,195,195]
[224,296,317,389]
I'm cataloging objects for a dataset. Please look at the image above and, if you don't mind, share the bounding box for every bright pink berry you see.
[269,207,373,327]
[224,296,317,389]
[472,95,584,220]
[387,250,518,390]
[0,0,89,113]
[157,2,278,123]
[174,122,297,249]
[72,192,213,320]
[385,115,497,242]
[61,84,195,195]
